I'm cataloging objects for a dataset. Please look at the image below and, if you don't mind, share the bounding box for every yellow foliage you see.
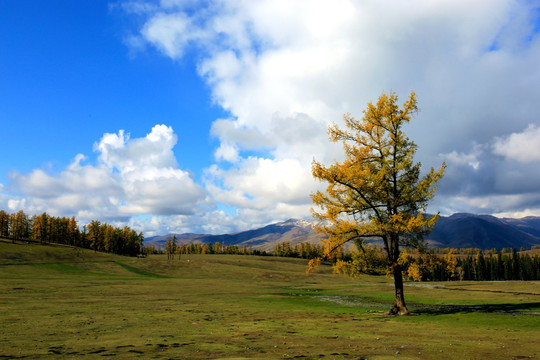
[310,91,444,313]
[306,258,322,274]
[332,259,351,275]
[407,263,423,282]
[444,249,458,279]
[311,90,445,269]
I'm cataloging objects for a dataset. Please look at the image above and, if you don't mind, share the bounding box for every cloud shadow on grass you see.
[410,302,540,315]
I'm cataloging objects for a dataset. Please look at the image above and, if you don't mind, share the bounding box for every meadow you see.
[0,239,539,359]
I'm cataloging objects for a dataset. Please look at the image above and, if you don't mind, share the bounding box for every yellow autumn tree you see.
[311,91,445,315]
[32,212,49,244]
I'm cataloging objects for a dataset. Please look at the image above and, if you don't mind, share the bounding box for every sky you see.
[1,0,540,236]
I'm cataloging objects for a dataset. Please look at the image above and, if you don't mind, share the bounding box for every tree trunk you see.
[389,264,410,315]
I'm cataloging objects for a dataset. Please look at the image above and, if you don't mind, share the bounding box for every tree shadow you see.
[411,302,540,315]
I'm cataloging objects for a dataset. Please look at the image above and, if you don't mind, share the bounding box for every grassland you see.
[0,239,539,359]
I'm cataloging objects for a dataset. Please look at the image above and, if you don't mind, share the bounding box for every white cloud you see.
[214,143,239,163]
[440,145,485,170]
[204,156,317,226]
[493,124,540,163]
[210,118,274,150]
[6,1,540,236]
[219,157,313,206]
[493,209,540,218]
[6,125,209,226]
[132,210,244,237]
[438,192,540,217]
[141,12,201,58]
[113,1,158,15]
[96,125,179,170]
[121,0,540,231]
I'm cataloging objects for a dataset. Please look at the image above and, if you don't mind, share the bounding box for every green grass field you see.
[1,240,539,359]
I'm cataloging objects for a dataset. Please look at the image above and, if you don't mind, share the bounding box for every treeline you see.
[427,246,539,255]
[159,236,269,258]
[151,240,325,259]
[0,210,143,257]
[457,249,540,281]
[268,241,540,281]
[273,241,325,259]
[160,240,325,259]
[333,247,540,282]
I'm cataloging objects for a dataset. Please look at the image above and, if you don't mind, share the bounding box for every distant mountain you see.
[501,216,540,238]
[145,214,540,251]
[145,219,320,252]
[426,213,540,250]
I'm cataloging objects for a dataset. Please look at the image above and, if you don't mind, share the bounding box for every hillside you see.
[2,240,539,359]
[0,238,122,265]
[502,216,540,238]
[427,213,540,249]
[146,219,320,252]
[145,213,540,251]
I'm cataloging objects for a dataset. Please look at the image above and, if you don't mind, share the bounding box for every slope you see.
[145,214,540,251]
[426,213,540,249]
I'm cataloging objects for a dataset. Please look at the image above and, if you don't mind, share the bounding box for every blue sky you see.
[0,1,224,179]
[1,1,540,236]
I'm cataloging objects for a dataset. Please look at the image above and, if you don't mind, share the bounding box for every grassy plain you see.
[0,239,539,359]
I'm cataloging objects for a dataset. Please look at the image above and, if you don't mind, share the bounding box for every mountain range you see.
[145,213,540,251]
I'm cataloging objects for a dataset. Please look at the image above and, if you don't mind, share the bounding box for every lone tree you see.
[311,91,445,315]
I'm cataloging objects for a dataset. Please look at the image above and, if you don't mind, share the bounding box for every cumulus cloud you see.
[131,210,249,237]
[435,125,540,217]
[5,125,209,226]
[141,12,207,58]
[214,142,239,163]
[96,125,179,170]
[441,146,484,171]
[204,156,316,225]
[122,0,540,226]
[206,157,313,206]
[493,124,540,163]
[8,1,540,236]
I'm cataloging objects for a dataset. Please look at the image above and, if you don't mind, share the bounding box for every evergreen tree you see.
[0,210,9,237]
[496,251,504,280]
[87,220,103,252]
[10,210,29,240]
[475,251,486,281]
[32,212,48,244]
[511,248,520,280]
